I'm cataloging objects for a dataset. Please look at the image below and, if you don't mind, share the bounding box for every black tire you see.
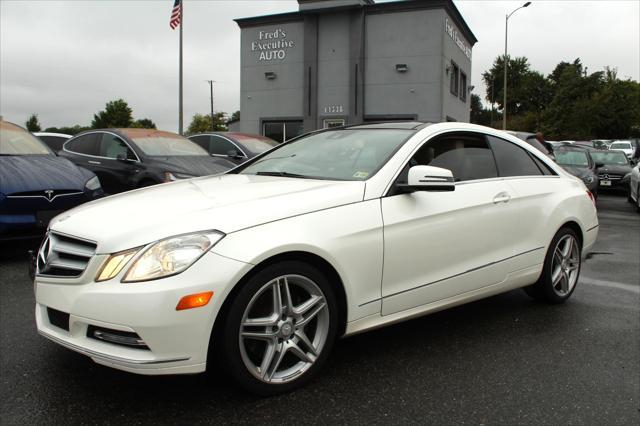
[219,261,338,396]
[524,227,582,304]
[636,185,640,213]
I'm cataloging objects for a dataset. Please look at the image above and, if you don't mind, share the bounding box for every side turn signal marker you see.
[176,291,214,311]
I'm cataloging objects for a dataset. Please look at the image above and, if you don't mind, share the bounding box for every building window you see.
[262,121,304,143]
[460,71,467,102]
[323,119,345,128]
[449,61,459,96]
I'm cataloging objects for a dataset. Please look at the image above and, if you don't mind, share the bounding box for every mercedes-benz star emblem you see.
[44,189,54,201]
[37,236,52,273]
[601,174,610,180]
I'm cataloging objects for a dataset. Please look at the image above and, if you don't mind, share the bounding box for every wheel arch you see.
[557,220,584,248]
[207,250,349,366]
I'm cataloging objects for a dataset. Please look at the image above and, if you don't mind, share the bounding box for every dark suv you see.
[60,129,235,194]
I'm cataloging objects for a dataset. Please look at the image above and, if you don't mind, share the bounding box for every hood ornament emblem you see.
[44,190,54,201]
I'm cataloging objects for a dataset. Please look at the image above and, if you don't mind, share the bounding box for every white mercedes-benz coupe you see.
[34,122,598,394]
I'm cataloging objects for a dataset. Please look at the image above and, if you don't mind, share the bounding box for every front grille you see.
[36,232,97,278]
[47,307,70,331]
[598,174,622,180]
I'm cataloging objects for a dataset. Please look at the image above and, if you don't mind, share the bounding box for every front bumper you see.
[35,250,252,375]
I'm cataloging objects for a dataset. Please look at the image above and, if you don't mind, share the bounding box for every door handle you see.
[88,160,101,165]
[493,192,511,204]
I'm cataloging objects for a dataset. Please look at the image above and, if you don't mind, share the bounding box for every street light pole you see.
[503,1,531,130]
[206,80,215,130]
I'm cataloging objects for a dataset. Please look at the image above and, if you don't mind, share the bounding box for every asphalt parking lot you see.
[1,194,638,425]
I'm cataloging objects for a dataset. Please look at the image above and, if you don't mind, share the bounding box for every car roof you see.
[0,120,28,133]
[34,132,72,138]
[345,121,432,130]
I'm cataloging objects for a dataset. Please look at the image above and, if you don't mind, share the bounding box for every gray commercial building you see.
[234,0,477,142]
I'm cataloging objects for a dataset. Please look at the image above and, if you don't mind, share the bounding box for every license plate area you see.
[600,180,611,186]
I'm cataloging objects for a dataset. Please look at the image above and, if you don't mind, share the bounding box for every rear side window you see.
[64,133,100,156]
[487,136,544,177]
[401,132,497,182]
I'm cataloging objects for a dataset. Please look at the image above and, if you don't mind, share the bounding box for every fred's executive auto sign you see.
[251,28,295,61]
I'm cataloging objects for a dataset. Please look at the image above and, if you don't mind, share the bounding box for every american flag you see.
[170,0,181,30]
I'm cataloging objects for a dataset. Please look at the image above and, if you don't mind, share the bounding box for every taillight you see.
[586,190,596,206]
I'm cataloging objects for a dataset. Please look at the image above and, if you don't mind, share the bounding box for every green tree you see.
[482,55,533,117]
[25,113,41,132]
[228,110,240,123]
[469,94,491,126]
[91,99,133,128]
[131,118,157,129]
[187,112,228,134]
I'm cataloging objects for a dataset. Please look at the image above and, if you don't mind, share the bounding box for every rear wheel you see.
[220,261,338,395]
[524,227,581,304]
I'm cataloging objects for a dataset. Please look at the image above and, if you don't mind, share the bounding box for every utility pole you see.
[206,80,215,130]
[503,1,531,130]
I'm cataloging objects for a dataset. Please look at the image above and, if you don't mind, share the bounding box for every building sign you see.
[445,18,471,59]
[251,28,295,61]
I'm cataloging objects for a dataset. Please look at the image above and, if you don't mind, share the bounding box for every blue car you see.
[0,120,104,241]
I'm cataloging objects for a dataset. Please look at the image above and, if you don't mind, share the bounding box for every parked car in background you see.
[506,131,554,159]
[628,163,640,212]
[188,132,278,165]
[609,140,634,159]
[35,122,598,395]
[0,120,103,241]
[553,146,599,197]
[590,150,632,194]
[34,132,71,153]
[590,139,611,150]
[60,129,235,194]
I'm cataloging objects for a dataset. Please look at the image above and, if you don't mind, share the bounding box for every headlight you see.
[582,176,594,184]
[96,248,139,282]
[164,171,196,182]
[122,231,224,283]
[85,176,101,190]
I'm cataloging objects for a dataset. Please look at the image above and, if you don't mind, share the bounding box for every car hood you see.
[50,174,366,253]
[0,155,93,195]
[561,166,594,179]
[597,165,631,175]
[151,156,234,176]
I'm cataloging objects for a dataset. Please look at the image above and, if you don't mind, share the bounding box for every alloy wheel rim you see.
[239,274,329,384]
[551,234,580,297]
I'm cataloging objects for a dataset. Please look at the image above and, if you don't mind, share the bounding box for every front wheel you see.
[220,261,338,395]
[524,227,582,304]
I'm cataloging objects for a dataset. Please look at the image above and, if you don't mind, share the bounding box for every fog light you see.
[176,291,214,311]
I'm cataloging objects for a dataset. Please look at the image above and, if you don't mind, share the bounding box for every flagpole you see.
[178,0,183,135]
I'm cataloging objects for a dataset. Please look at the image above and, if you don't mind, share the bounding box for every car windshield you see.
[610,142,631,150]
[233,135,278,154]
[131,135,209,156]
[555,150,590,167]
[239,129,413,180]
[0,122,52,155]
[591,151,628,165]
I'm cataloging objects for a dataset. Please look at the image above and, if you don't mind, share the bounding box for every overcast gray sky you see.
[1,0,638,132]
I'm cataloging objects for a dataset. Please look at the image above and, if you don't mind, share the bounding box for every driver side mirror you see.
[397,165,455,193]
[116,153,134,162]
[226,149,244,159]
